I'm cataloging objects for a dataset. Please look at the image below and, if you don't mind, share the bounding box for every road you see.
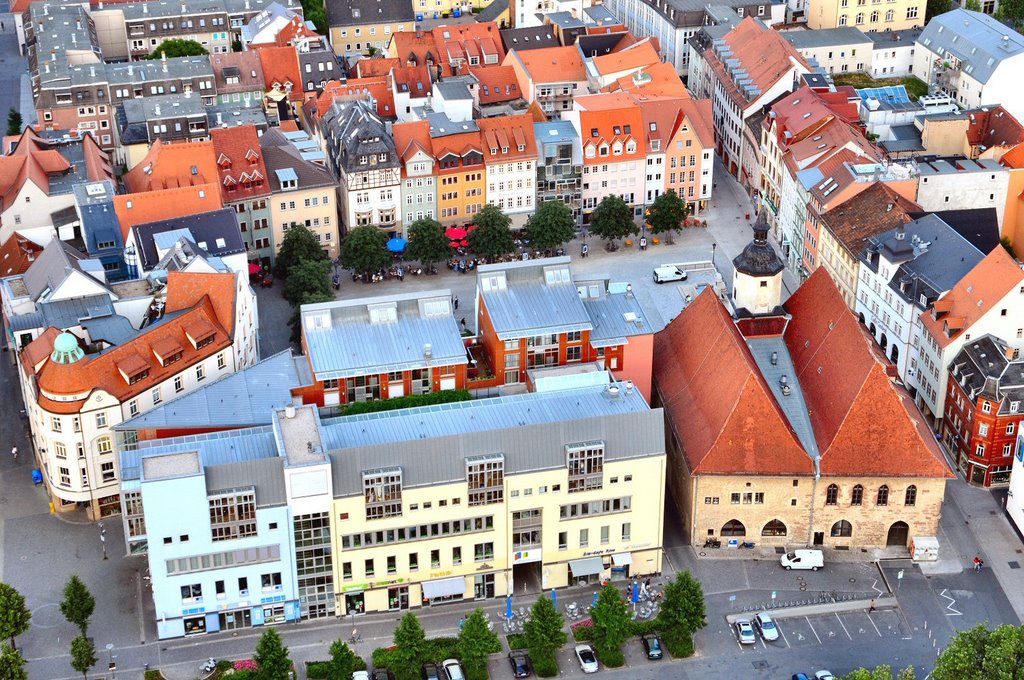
[0,2,31,129]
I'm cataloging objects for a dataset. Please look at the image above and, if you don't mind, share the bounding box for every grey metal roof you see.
[121,94,207,122]
[782,27,870,49]
[204,458,287,507]
[133,208,245,271]
[80,314,138,346]
[320,99,398,175]
[20,239,105,300]
[584,4,620,23]
[104,57,214,85]
[951,334,1024,410]
[477,0,508,21]
[746,337,820,462]
[535,121,578,146]
[435,81,474,101]
[426,112,480,137]
[917,8,1024,85]
[577,279,654,346]
[260,128,337,190]
[301,290,468,379]
[477,257,592,340]
[117,351,306,430]
[121,426,279,482]
[323,382,662,495]
[325,0,413,27]
[500,26,557,53]
[867,27,922,47]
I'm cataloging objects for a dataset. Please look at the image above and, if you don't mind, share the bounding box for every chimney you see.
[155,104,161,116]
[886,202,893,212]
[423,343,433,359]
[770,351,778,366]
[285,404,296,418]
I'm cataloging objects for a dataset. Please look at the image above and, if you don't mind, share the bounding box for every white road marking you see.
[835,613,852,640]
[939,588,962,616]
[805,617,822,644]
[867,613,882,637]
[778,623,791,649]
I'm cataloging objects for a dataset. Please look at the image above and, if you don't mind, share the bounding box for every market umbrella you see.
[632,581,640,605]
[386,237,408,253]
[449,240,461,248]
[445,226,467,240]
[460,239,469,247]
[467,224,478,232]
[248,262,261,275]
[551,589,557,608]
[506,594,513,621]
[593,591,599,607]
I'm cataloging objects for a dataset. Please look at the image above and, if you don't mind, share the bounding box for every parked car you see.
[372,670,396,680]
[792,674,810,680]
[653,265,687,283]
[421,663,442,680]
[780,549,823,571]
[735,619,757,645]
[815,672,835,680]
[507,651,532,678]
[754,612,779,641]
[441,659,465,680]
[641,634,663,659]
[352,673,370,680]
[575,644,599,673]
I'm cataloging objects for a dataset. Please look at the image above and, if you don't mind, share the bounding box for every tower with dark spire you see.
[731,210,784,315]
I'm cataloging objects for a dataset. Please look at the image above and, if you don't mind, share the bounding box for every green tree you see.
[458,608,500,680]
[254,627,292,680]
[931,623,1024,680]
[964,0,982,9]
[1001,236,1017,259]
[274,224,326,277]
[842,665,917,680]
[523,595,567,678]
[145,38,208,59]
[5,109,22,137]
[327,639,360,679]
[60,576,95,637]
[0,643,28,680]
[284,258,332,305]
[588,195,638,245]
[391,612,427,680]
[340,225,391,279]
[926,0,953,19]
[0,584,30,651]
[656,571,706,657]
[406,218,450,272]
[467,204,515,260]
[997,0,1024,29]
[525,200,576,253]
[645,189,688,242]
[69,635,95,680]
[588,584,631,667]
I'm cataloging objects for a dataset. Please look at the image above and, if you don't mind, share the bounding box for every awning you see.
[568,557,605,577]
[611,553,632,566]
[421,576,465,599]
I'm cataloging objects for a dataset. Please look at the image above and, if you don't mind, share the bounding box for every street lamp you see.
[105,643,115,677]
[100,522,107,560]
[711,242,717,268]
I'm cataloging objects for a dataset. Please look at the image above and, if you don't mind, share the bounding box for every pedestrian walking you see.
[868,599,876,613]
[973,556,983,572]
[639,236,647,251]
[453,296,459,310]
[581,243,588,258]
[2,22,6,31]
[10,446,17,461]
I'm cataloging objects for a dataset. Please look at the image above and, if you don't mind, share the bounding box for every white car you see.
[653,265,687,283]
[441,659,464,680]
[754,612,779,642]
[575,644,599,673]
[352,673,370,680]
[815,672,835,680]
[735,619,757,645]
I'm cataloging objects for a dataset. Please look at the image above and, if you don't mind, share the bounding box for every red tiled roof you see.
[920,246,1024,350]
[0,128,113,211]
[210,125,272,202]
[706,17,809,108]
[390,30,450,77]
[393,119,433,167]
[113,185,223,240]
[314,78,395,120]
[1000,141,1024,168]
[782,269,952,478]
[966,105,1024,149]
[820,182,919,255]
[478,113,537,163]
[273,15,321,47]
[431,22,505,71]
[508,46,586,84]
[607,61,688,97]
[393,65,432,97]
[0,232,43,277]
[357,58,401,78]
[679,98,715,149]
[123,139,219,193]
[470,66,521,104]
[256,46,303,101]
[576,93,646,164]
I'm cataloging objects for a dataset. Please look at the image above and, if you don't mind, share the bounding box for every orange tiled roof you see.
[920,246,1024,350]
[391,30,450,77]
[0,128,112,211]
[478,114,537,163]
[1000,141,1024,168]
[256,46,303,101]
[706,17,810,107]
[607,61,688,97]
[0,232,43,277]
[820,182,919,255]
[274,15,321,47]
[315,78,396,120]
[591,38,660,76]
[113,184,223,241]
[210,125,272,202]
[471,66,521,104]
[393,120,434,168]
[431,22,505,70]
[966,105,1024,149]
[679,98,715,149]
[635,96,687,154]
[357,58,401,78]
[509,46,586,84]
[430,130,483,168]
[123,139,219,193]
[278,120,300,132]
[393,65,432,96]
[575,93,646,164]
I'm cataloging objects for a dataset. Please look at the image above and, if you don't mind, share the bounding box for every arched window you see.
[851,484,863,506]
[721,519,746,536]
[879,333,888,350]
[855,12,864,24]
[95,436,113,454]
[869,323,877,336]
[839,14,848,25]
[905,485,917,506]
[858,312,866,325]
[831,520,853,537]
[890,344,899,364]
[877,485,890,506]
[762,519,787,537]
[825,484,839,505]
[885,9,894,20]
[870,10,879,21]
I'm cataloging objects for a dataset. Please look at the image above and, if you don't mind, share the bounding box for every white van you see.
[780,549,823,571]
[653,265,687,283]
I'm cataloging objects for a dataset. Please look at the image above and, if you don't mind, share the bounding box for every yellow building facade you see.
[807,0,924,32]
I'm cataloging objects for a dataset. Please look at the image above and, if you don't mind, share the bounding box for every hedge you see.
[506,633,527,650]
[306,656,368,679]
[339,390,471,416]
[372,635,501,670]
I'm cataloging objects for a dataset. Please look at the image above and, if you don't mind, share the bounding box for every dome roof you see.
[733,210,784,277]
[50,332,85,365]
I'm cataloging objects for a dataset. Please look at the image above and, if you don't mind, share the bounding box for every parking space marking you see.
[835,613,852,640]
[805,617,822,644]
[778,623,791,648]
[867,613,882,636]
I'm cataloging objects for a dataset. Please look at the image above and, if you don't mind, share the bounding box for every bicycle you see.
[349,630,362,644]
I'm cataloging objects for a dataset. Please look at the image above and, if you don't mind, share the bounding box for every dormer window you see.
[591,128,599,138]
[359,156,368,164]
[518,144,525,152]
[127,368,149,385]
[613,126,621,135]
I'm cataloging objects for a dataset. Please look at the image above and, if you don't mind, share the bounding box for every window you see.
[180,583,202,601]
[731,493,741,504]
[217,353,226,370]
[409,552,418,571]
[559,531,568,550]
[982,401,992,413]
[363,468,402,519]
[567,443,603,492]
[831,520,853,537]
[261,572,282,591]
[55,442,67,459]
[51,416,62,432]
[174,376,184,393]
[101,461,115,483]
[72,416,81,432]
[209,490,257,541]
[387,556,397,575]
[825,484,839,505]
[128,400,139,417]
[453,547,462,565]
[976,443,986,456]
[851,484,863,506]
[876,485,889,506]
[239,577,249,594]
[96,436,112,454]
[96,412,107,428]
[904,485,917,506]
[579,528,589,547]
[1008,423,1016,435]
[196,364,206,381]
[474,542,494,561]
[979,423,989,437]
[365,558,375,578]
[761,519,787,536]
[151,387,162,405]
[342,563,352,580]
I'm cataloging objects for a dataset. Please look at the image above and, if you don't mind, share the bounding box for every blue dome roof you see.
[51,332,84,365]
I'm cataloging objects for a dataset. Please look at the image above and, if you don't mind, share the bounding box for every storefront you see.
[610,553,632,579]
[568,557,605,586]
[345,591,366,615]
[421,576,466,605]
[388,586,409,611]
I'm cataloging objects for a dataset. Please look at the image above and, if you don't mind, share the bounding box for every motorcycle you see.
[703,538,722,549]
[201,658,217,674]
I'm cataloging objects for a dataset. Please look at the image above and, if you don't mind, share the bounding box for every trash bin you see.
[32,469,42,486]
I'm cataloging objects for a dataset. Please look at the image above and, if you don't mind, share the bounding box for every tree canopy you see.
[0,643,27,680]
[327,639,361,680]
[588,196,638,243]
[656,571,706,657]
[60,576,95,637]
[145,39,208,59]
[340,225,391,277]
[588,584,631,667]
[931,623,1024,680]
[926,0,953,19]
[841,665,916,680]
[523,595,567,677]
[525,200,576,253]
[406,218,450,270]
[467,204,516,260]
[254,628,292,680]
[646,190,688,237]
[69,635,95,680]
[391,613,427,680]
[0,584,30,651]
[6,109,22,138]
[997,0,1024,31]
[283,258,332,306]
[275,224,326,277]
[458,608,500,680]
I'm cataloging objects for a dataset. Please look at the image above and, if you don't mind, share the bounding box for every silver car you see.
[754,612,779,642]
[575,644,599,673]
[735,619,757,645]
